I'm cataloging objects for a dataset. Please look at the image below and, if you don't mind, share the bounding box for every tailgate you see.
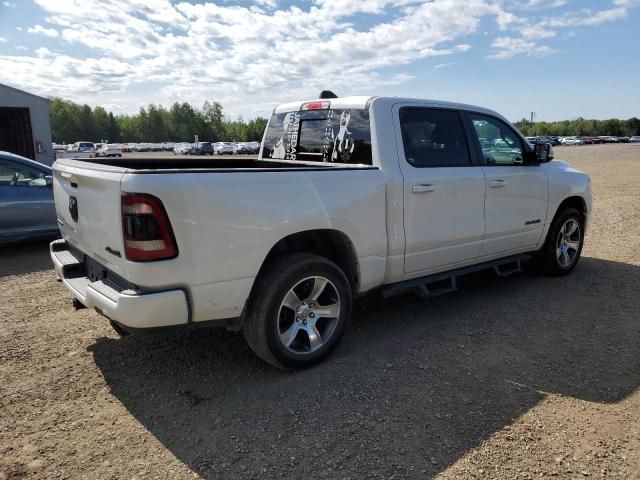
[52,159,127,278]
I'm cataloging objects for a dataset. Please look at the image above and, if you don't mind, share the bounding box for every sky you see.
[0,0,638,121]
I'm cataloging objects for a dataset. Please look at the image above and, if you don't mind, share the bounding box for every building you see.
[0,82,54,165]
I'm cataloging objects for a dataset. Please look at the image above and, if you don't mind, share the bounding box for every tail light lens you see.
[301,101,330,110]
[121,193,178,261]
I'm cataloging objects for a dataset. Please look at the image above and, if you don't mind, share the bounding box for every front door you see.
[395,106,486,275]
[466,113,549,257]
[0,158,56,238]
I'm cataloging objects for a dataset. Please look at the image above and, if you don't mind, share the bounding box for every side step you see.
[493,258,523,277]
[382,254,530,299]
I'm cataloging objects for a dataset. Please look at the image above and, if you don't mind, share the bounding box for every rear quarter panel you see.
[121,168,388,321]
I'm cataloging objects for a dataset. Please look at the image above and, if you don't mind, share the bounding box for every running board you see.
[382,254,530,299]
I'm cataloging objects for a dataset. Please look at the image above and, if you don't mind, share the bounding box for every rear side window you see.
[399,108,471,167]
[262,108,372,165]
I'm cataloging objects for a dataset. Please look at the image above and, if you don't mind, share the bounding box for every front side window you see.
[0,160,47,187]
[262,108,372,165]
[399,108,471,167]
[469,114,524,166]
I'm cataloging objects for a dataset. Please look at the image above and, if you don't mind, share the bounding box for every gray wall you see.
[0,83,54,166]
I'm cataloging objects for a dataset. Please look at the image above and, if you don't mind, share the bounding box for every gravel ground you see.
[1,144,639,479]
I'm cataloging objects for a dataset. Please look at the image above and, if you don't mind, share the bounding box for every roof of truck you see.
[273,95,502,119]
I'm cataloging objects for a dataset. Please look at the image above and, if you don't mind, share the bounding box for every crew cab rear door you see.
[393,105,486,275]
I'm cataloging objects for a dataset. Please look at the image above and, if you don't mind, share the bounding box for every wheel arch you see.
[255,229,360,295]
[554,195,588,222]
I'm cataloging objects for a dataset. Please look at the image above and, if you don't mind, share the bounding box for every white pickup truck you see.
[50,94,591,368]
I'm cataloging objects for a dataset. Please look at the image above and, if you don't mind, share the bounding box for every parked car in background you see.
[233,143,250,154]
[134,144,150,152]
[0,151,57,244]
[247,142,260,154]
[173,143,193,155]
[120,144,132,153]
[630,136,640,143]
[96,144,123,157]
[191,142,215,155]
[214,142,234,155]
[561,137,585,146]
[52,143,66,152]
[70,141,96,154]
[49,94,591,368]
[619,137,630,143]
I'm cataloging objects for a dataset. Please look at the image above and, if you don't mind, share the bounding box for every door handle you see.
[412,184,435,194]
[489,179,508,188]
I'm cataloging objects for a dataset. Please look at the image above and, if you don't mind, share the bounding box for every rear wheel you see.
[531,207,584,276]
[243,253,352,369]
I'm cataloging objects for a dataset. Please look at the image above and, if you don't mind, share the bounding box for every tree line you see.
[514,117,640,137]
[49,97,639,143]
[49,98,269,144]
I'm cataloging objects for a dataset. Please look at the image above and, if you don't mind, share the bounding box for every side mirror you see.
[534,142,554,163]
[45,175,53,187]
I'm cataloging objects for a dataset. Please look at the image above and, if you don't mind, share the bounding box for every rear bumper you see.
[50,239,189,329]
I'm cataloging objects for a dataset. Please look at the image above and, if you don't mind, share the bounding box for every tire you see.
[531,207,584,276]
[243,253,352,369]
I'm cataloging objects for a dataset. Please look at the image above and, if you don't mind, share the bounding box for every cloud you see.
[487,1,635,60]
[0,0,636,116]
[3,1,17,7]
[0,37,7,43]
[487,36,556,59]
[27,24,59,38]
[35,47,52,58]
[518,0,567,9]
[434,62,454,70]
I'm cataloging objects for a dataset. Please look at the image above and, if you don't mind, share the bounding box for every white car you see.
[69,141,96,153]
[173,143,192,155]
[214,142,234,155]
[96,144,123,157]
[50,94,591,369]
[560,137,585,146]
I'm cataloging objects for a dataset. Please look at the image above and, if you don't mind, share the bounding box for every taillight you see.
[121,193,177,261]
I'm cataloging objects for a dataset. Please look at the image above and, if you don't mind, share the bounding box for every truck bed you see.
[51,156,388,325]
[74,157,376,172]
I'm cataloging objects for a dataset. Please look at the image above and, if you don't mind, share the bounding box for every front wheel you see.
[531,207,584,276]
[243,253,352,369]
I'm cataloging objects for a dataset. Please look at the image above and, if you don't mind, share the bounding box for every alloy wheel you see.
[277,276,341,354]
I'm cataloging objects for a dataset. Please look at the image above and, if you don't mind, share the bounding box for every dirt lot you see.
[1,144,639,479]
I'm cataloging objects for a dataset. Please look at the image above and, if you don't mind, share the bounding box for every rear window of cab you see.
[262,108,372,165]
